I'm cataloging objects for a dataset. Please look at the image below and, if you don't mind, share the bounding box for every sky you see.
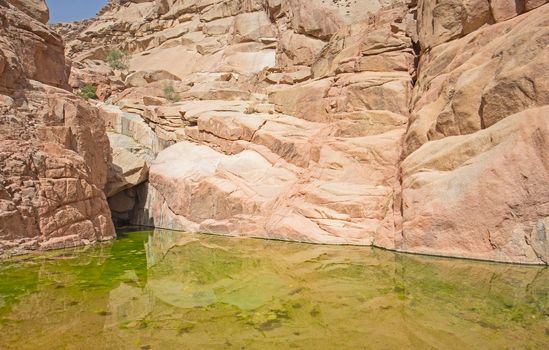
[46,0,109,23]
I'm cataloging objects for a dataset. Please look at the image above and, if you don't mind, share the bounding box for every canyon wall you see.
[0,0,115,255]
[1,0,547,264]
[400,2,549,263]
[64,0,548,264]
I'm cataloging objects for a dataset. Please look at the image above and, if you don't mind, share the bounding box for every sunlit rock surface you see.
[48,0,549,264]
[0,0,547,263]
[58,0,413,250]
[400,108,549,264]
[0,0,115,255]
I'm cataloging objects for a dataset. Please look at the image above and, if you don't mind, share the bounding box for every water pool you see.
[0,228,547,349]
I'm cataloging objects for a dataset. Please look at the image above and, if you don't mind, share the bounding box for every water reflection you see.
[0,229,547,349]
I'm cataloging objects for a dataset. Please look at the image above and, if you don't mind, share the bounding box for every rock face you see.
[397,3,549,264]
[0,0,115,255]
[133,121,404,245]
[0,0,68,90]
[70,0,413,247]
[47,0,549,264]
[101,104,171,225]
[405,4,549,156]
[401,108,549,264]
[6,0,49,23]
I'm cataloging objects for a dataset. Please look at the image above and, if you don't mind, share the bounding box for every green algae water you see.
[0,229,547,349]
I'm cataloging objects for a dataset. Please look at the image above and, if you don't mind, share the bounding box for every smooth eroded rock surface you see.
[2,0,547,263]
[400,107,549,264]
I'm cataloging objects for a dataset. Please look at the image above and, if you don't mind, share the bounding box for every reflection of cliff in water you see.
[103,229,549,350]
[0,229,547,349]
[0,232,150,349]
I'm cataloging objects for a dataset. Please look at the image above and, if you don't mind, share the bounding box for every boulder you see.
[125,70,182,88]
[233,11,275,43]
[269,72,412,123]
[417,0,493,50]
[105,132,154,197]
[277,31,324,67]
[490,0,524,22]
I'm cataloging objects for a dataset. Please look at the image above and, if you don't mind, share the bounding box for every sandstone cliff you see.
[0,0,115,255]
[2,0,547,264]
[56,0,548,264]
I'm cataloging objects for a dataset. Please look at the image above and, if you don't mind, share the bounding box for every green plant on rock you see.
[163,82,180,102]
[105,49,129,70]
[78,84,97,100]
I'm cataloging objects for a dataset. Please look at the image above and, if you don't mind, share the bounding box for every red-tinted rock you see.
[0,2,115,255]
